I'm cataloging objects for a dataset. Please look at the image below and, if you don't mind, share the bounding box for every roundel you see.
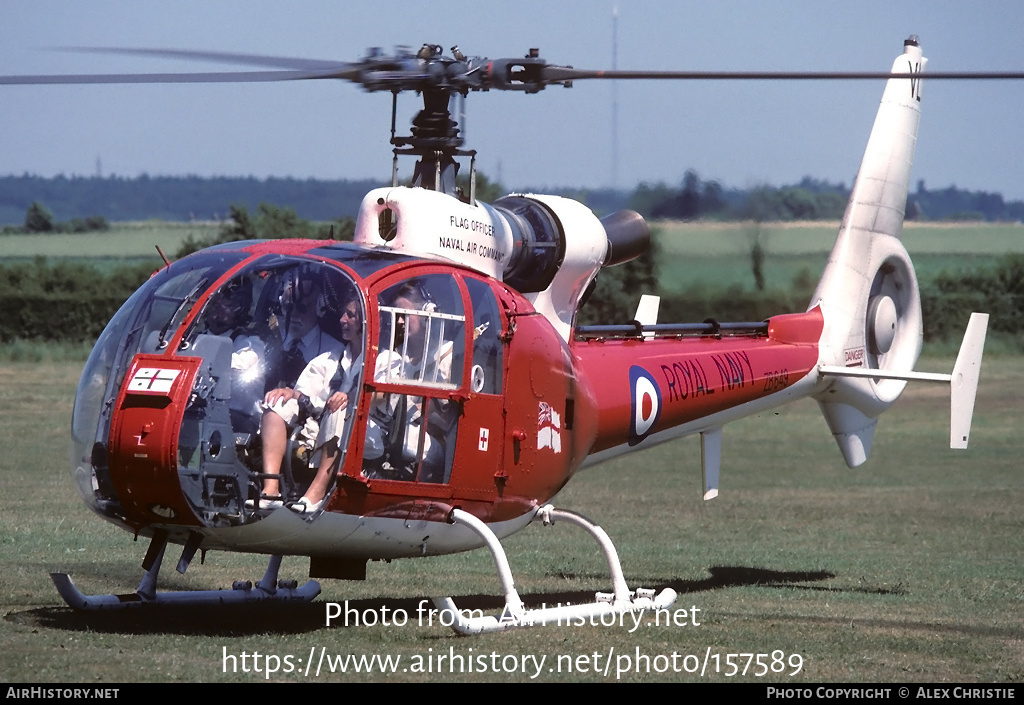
[629,365,662,446]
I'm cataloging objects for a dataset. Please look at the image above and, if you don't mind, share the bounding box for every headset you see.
[388,279,435,312]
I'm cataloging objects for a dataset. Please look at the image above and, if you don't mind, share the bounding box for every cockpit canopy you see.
[71,246,506,530]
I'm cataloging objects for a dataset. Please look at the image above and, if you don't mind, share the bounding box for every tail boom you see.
[576,309,825,461]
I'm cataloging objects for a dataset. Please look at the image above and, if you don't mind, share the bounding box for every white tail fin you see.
[810,38,928,467]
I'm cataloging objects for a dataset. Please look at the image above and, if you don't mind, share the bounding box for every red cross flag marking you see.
[127,368,181,394]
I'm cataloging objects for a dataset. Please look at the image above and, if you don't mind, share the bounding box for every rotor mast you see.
[381,43,560,200]
[391,85,474,198]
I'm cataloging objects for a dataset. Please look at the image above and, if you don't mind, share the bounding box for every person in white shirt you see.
[251,294,363,513]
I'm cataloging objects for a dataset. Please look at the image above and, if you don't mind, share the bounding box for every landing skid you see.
[434,505,676,634]
[51,534,320,610]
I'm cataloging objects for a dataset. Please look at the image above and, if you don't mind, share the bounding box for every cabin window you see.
[466,277,504,394]
[70,253,246,519]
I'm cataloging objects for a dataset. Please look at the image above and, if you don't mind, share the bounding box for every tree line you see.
[624,172,1024,222]
[2,172,1022,226]
[1,200,108,234]
[0,174,380,225]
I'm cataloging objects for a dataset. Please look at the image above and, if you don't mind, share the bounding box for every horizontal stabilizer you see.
[818,312,988,450]
[817,366,950,383]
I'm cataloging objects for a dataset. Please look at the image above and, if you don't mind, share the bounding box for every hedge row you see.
[2,257,1021,346]
[0,260,151,343]
[1,293,136,342]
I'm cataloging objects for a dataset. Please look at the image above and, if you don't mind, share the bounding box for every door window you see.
[363,274,465,483]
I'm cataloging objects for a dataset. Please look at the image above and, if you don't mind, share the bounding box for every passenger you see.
[365,281,453,481]
[375,282,453,386]
[287,295,365,515]
[248,291,363,512]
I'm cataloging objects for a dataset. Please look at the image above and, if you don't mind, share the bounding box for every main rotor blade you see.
[0,67,361,86]
[542,67,1024,81]
[63,46,353,72]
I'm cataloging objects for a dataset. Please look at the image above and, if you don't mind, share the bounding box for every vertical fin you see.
[634,294,660,339]
[700,427,721,500]
[950,313,988,448]
[812,38,927,466]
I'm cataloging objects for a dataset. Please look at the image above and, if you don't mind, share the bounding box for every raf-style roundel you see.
[628,365,662,446]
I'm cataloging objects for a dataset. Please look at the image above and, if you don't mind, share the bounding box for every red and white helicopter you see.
[3,38,993,633]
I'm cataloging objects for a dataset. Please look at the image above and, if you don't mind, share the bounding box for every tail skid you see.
[819,312,989,449]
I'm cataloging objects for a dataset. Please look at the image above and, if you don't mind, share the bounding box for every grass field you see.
[0,221,220,265]
[656,221,1024,256]
[0,355,1021,683]
[654,221,1024,293]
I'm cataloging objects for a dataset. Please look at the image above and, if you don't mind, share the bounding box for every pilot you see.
[201,277,265,432]
[204,278,252,338]
[365,280,453,482]
[250,288,363,513]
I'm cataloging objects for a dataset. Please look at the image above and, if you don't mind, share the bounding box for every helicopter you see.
[1,38,995,634]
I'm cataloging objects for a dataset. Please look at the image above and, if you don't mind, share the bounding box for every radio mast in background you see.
[611,5,619,189]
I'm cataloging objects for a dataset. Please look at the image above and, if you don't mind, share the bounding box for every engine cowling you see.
[354,186,649,342]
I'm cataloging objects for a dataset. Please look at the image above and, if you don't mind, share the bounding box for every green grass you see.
[653,221,1024,294]
[654,221,1024,257]
[0,221,220,261]
[658,253,1009,296]
[0,340,95,363]
[1,356,1021,682]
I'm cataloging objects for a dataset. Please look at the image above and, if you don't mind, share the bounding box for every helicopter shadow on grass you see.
[531,564,906,607]
[6,564,879,637]
[629,565,908,597]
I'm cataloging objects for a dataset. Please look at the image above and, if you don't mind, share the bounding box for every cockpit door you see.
[357,272,467,487]
[447,276,508,501]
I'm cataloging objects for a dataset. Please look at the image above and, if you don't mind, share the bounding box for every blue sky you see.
[1,1,1022,199]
